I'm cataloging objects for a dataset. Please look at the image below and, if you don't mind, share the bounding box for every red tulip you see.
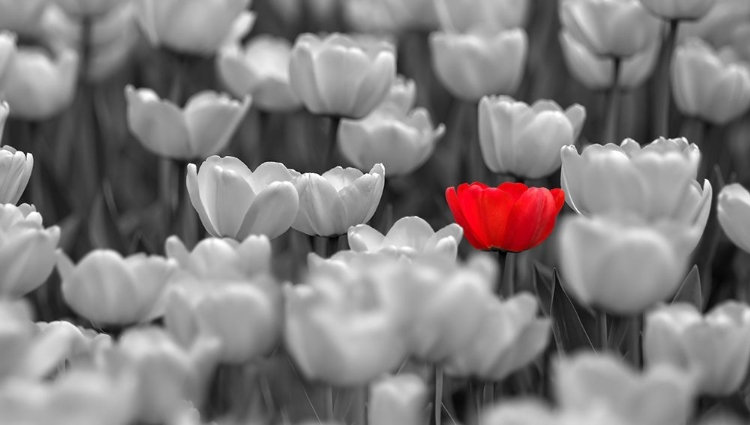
[446,182,565,252]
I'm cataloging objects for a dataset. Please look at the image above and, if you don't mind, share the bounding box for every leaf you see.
[88,182,127,254]
[671,265,702,310]
[532,262,554,317]
[550,269,596,353]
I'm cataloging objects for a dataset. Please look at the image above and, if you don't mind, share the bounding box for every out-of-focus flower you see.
[292,164,385,237]
[284,265,409,386]
[0,44,78,121]
[559,29,660,90]
[0,34,13,89]
[679,0,750,46]
[0,204,59,298]
[479,96,585,179]
[639,0,716,20]
[0,101,6,142]
[348,216,463,260]
[0,146,33,205]
[369,374,427,425]
[445,292,550,380]
[0,0,49,37]
[445,182,565,252]
[560,138,712,242]
[165,276,282,364]
[430,28,527,102]
[433,0,530,32]
[718,183,750,253]
[0,301,35,380]
[378,76,417,115]
[217,34,302,113]
[133,0,254,56]
[560,0,661,58]
[558,215,693,315]
[644,301,750,396]
[53,0,120,17]
[555,352,695,425]
[165,234,271,281]
[58,249,177,326]
[671,38,750,125]
[289,33,396,119]
[125,85,251,160]
[338,95,444,176]
[483,400,631,425]
[732,23,750,62]
[186,157,300,240]
[27,320,112,375]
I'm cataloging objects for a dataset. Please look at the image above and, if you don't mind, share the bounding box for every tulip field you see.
[2,0,750,424]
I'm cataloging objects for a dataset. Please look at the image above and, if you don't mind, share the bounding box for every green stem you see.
[655,20,679,138]
[355,385,367,425]
[324,116,341,172]
[603,58,622,144]
[325,385,334,422]
[597,311,608,352]
[434,365,443,425]
[628,315,642,368]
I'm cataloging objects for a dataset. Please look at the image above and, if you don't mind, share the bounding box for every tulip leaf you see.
[671,265,702,310]
[549,269,596,353]
[532,262,554,317]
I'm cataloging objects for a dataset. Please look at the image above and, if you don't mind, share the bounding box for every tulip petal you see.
[237,181,299,240]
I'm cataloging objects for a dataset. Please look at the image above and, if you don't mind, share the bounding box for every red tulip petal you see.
[531,188,566,247]
[503,188,553,252]
[446,185,486,249]
[481,188,515,250]
[457,184,492,249]
[497,182,529,202]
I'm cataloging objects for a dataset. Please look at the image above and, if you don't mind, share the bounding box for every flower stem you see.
[655,20,680,138]
[497,251,516,298]
[628,315,642,368]
[597,310,608,352]
[325,384,335,421]
[355,385,367,425]
[603,58,622,144]
[434,365,443,425]
[324,116,341,172]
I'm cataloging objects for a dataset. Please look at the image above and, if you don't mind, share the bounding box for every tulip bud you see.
[58,250,177,326]
[444,293,551,380]
[292,164,385,237]
[289,33,396,119]
[479,96,585,179]
[133,0,255,56]
[639,0,717,20]
[0,0,48,37]
[718,183,750,253]
[560,138,711,240]
[644,301,750,396]
[559,30,660,91]
[217,35,302,113]
[125,86,251,160]
[555,352,695,425]
[0,45,78,121]
[671,38,750,125]
[164,277,282,364]
[560,0,661,59]
[433,0,530,32]
[430,28,527,102]
[165,234,271,280]
[348,216,463,261]
[446,182,565,252]
[118,327,197,423]
[339,104,444,177]
[369,374,427,425]
[53,0,121,17]
[0,146,33,205]
[186,157,300,240]
[558,215,693,315]
[0,204,59,298]
[380,76,417,116]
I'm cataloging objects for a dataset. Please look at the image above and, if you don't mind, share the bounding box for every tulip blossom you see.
[378,76,417,114]
[0,44,79,121]
[217,34,302,113]
[186,157,300,240]
[560,0,661,59]
[444,292,551,380]
[478,96,586,179]
[558,215,694,314]
[555,352,695,425]
[289,33,396,119]
[292,164,385,237]
[0,204,60,299]
[433,0,530,32]
[430,28,527,102]
[133,0,255,56]
[717,183,750,253]
[54,0,121,17]
[0,34,13,89]
[348,216,463,261]
[483,400,631,425]
[639,0,717,20]
[671,38,750,125]
[559,30,660,91]
[369,374,427,425]
[125,86,251,161]
[0,146,33,205]
[58,250,177,326]
[445,182,565,252]
[644,301,750,396]
[560,138,712,252]
[0,0,48,37]
[165,234,271,281]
